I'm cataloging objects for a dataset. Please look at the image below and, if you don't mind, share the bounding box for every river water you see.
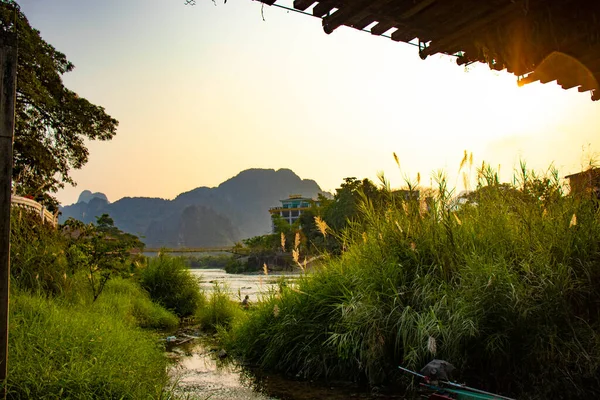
[189,267,296,302]
[169,340,407,400]
[167,268,407,400]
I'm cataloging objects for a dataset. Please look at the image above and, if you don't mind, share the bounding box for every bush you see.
[188,254,234,268]
[224,165,600,399]
[223,258,247,273]
[196,282,245,332]
[7,290,170,399]
[140,254,205,317]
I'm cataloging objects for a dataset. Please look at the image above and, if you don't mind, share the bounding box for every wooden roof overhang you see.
[257,0,600,101]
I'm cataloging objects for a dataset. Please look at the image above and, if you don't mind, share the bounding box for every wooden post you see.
[0,31,17,398]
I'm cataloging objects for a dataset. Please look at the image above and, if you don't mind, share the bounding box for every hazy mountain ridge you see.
[59,168,326,247]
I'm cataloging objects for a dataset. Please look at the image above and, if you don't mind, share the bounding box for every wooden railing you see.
[11,195,58,228]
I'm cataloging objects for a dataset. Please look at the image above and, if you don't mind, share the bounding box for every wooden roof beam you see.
[374,0,436,42]
[561,80,581,90]
[370,20,395,36]
[322,0,395,34]
[346,0,396,27]
[351,15,378,30]
[420,4,518,58]
[293,0,316,11]
[313,1,338,18]
[518,73,541,86]
[398,0,437,19]
[391,26,417,43]
[323,0,373,34]
[578,74,600,93]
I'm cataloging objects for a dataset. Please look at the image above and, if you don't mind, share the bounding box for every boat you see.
[398,360,516,400]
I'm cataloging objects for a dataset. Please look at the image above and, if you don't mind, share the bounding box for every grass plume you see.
[224,162,600,399]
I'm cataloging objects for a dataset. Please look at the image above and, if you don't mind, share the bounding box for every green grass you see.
[223,165,600,399]
[7,211,186,399]
[7,287,173,399]
[95,278,179,330]
[197,282,246,332]
[140,255,205,317]
[10,209,70,295]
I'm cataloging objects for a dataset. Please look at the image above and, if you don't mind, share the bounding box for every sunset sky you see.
[20,0,600,205]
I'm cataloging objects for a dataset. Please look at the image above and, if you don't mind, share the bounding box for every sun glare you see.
[458,69,566,140]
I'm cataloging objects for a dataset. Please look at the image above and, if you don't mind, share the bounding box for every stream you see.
[168,340,407,400]
[167,268,407,400]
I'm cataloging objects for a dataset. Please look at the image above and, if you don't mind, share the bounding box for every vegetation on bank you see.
[8,281,173,399]
[140,255,204,317]
[10,156,600,400]
[229,177,388,273]
[222,163,600,399]
[3,3,243,397]
[6,210,207,399]
[197,282,246,332]
[188,254,233,269]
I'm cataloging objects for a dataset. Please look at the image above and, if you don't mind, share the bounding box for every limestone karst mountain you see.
[59,168,326,247]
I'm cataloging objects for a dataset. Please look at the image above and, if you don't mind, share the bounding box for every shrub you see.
[223,258,247,273]
[140,254,205,317]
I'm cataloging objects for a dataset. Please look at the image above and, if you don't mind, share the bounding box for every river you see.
[190,267,297,302]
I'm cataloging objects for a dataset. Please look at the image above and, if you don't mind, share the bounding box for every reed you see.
[224,162,600,399]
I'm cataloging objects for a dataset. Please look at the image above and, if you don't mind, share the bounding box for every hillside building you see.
[269,195,320,232]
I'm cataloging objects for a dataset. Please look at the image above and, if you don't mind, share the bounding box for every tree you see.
[64,214,144,301]
[0,2,118,208]
[324,177,386,231]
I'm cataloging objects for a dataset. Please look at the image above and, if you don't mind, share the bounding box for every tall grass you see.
[140,254,205,317]
[224,164,600,399]
[10,209,69,294]
[7,212,182,398]
[197,282,246,332]
[95,277,179,330]
[7,285,173,399]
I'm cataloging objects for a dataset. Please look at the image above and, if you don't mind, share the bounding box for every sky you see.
[19,0,600,205]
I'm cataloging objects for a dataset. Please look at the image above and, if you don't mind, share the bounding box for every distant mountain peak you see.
[77,190,109,204]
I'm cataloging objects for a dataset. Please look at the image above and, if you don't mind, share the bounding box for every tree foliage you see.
[64,214,144,301]
[300,178,388,254]
[0,2,118,207]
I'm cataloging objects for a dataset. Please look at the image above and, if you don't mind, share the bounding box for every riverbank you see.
[7,211,201,399]
[8,279,176,398]
[218,169,600,399]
